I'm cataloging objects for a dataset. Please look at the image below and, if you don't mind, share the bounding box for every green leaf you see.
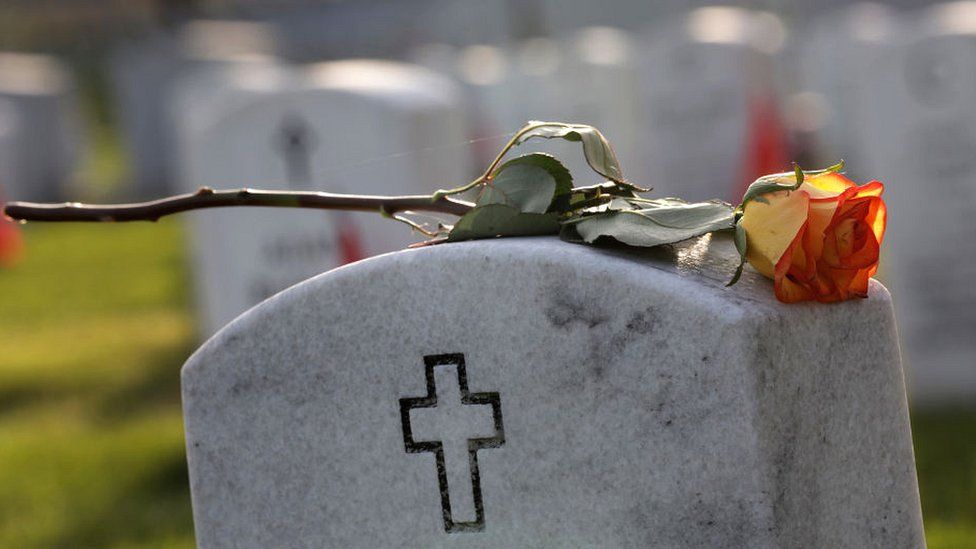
[738,160,846,208]
[448,204,560,242]
[727,222,748,287]
[740,178,797,207]
[478,153,572,214]
[569,201,735,247]
[810,159,844,175]
[517,121,630,186]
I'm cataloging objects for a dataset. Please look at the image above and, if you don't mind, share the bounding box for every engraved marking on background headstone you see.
[275,113,315,188]
[399,353,504,533]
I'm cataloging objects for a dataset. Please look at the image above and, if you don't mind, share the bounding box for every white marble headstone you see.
[173,59,470,336]
[182,236,923,547]
[0,53,81,202]
[861,1,976,404]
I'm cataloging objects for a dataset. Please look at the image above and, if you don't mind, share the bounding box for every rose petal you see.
[854,180,884,198]
[742,189,810,279]
[802,198,840,269]
[849,268,872,297]
[838,220,880,269]
[777,274,816,303]
[773,220,815,303]
[801,172,856,199]
[866,195,886,245]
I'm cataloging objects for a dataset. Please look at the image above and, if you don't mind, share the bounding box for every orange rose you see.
[738,172,886,303]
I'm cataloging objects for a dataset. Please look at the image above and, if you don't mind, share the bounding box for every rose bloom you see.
[739,172,886,303]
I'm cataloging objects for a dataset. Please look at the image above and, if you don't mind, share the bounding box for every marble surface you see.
[182,234,924,548]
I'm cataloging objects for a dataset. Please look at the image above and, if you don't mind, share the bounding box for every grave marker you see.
[172,59,469,335]
[182,236,924,546]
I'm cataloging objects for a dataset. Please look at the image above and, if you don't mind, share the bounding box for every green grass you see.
[0,220,196,548]
[913,406,976,548]
[0,219,973,547]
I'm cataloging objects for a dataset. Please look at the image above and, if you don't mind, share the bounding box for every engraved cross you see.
[399,353,505,533]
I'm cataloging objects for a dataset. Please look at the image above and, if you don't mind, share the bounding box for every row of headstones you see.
[116,12,783,338]
[1,4,974,404]
[115,11,787,204]
[164,5,976,405]
[175,8,937,545]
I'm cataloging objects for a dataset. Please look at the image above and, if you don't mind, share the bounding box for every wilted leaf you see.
[631,199,735,230]
[448,204,560,242]
[517,121,626,185]
[727,221,749,286]
[568,201,734,247]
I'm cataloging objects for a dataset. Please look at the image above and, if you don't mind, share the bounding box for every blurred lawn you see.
[0,220,973,547]
[0,221,196,548]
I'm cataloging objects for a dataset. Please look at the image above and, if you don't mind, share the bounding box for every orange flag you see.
[0,201,22,267]
[337,218,365,265]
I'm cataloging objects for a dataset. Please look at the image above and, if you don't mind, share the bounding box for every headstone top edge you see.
[182,236,894,371]
[302,59,461,105]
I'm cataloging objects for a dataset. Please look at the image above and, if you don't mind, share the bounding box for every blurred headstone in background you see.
[297,59,471,253]
[418,42,517,169]
[559,27,644,185]
[410,27,645,188]
[863,1,976,405]
[0,53,83,203]
[110,19,278,199]
[172,58,470,336]
[0,98,19,194]
[503,29,645,187]
[795,3,900,182]
[638,7,790,203]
